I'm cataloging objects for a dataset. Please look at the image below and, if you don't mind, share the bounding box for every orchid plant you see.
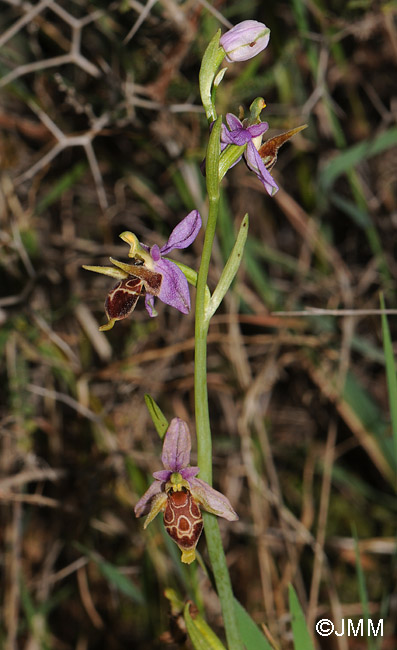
[83,18,306,650]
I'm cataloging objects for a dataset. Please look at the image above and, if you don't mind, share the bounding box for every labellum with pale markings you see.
[164,487,204,565]
[135,418,238,564]
[104,277,143,329]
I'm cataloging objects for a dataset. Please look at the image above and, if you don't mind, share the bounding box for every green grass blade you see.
[380,294,397,487]
[95,558,145,605]
[342,371,396,479]
[352,525,376,650]
[319,127,397,191]
[35,161,87,214]
[75,543,144,605]
[288,585,315,650]
[234,599,273,650]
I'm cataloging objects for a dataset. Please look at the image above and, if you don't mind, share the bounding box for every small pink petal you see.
[189,477,238,521]
[160,210,201,255]
[181,466,200,480]
[134,480,163,517]
[225,113,243,131]
[153,469,172,482]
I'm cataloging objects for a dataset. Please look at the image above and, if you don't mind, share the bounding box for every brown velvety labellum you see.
[164,489,203,551]
[127,265,163,296]
[105,277,143,321]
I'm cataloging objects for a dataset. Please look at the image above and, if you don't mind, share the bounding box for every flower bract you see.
[134,418,238,563]
[220,20,270,63]
[83,210,201,329]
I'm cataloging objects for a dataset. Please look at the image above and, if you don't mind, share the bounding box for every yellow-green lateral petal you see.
[110,256,154,274]
[82,265,128,280]
[143,493,167,529]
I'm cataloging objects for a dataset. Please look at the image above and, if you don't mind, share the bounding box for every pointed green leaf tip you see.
[144,394,169,438]
[234,599,273,650]
[288,584,315,650]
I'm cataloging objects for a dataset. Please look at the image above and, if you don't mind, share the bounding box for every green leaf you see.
[288,585,315,650]
[36,161,87,213]
[352,526,377,650]
[319,127,397,191]
[234,599,273,650]
[74,543,144,605]
[380,294,397,486]
[184,601,227,650]
[95,558,144,605]
[144,394,169,438]
[208,214,249,319]
[342,371,396,479]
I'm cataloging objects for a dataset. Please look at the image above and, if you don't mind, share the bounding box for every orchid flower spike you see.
[134,418,238,564]
[83,210,201,330]
[220,20,270,62]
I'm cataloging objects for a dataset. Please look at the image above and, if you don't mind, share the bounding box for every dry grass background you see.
[1,0,397,648]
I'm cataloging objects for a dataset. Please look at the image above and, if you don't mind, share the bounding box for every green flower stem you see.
[194,119,243,650]
[202,513,239,647]
[194,193,217,484]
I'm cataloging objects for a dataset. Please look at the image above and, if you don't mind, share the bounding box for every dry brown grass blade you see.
[77,566,104,629]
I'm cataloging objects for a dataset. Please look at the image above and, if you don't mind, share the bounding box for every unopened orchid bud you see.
[220,20,270,63]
